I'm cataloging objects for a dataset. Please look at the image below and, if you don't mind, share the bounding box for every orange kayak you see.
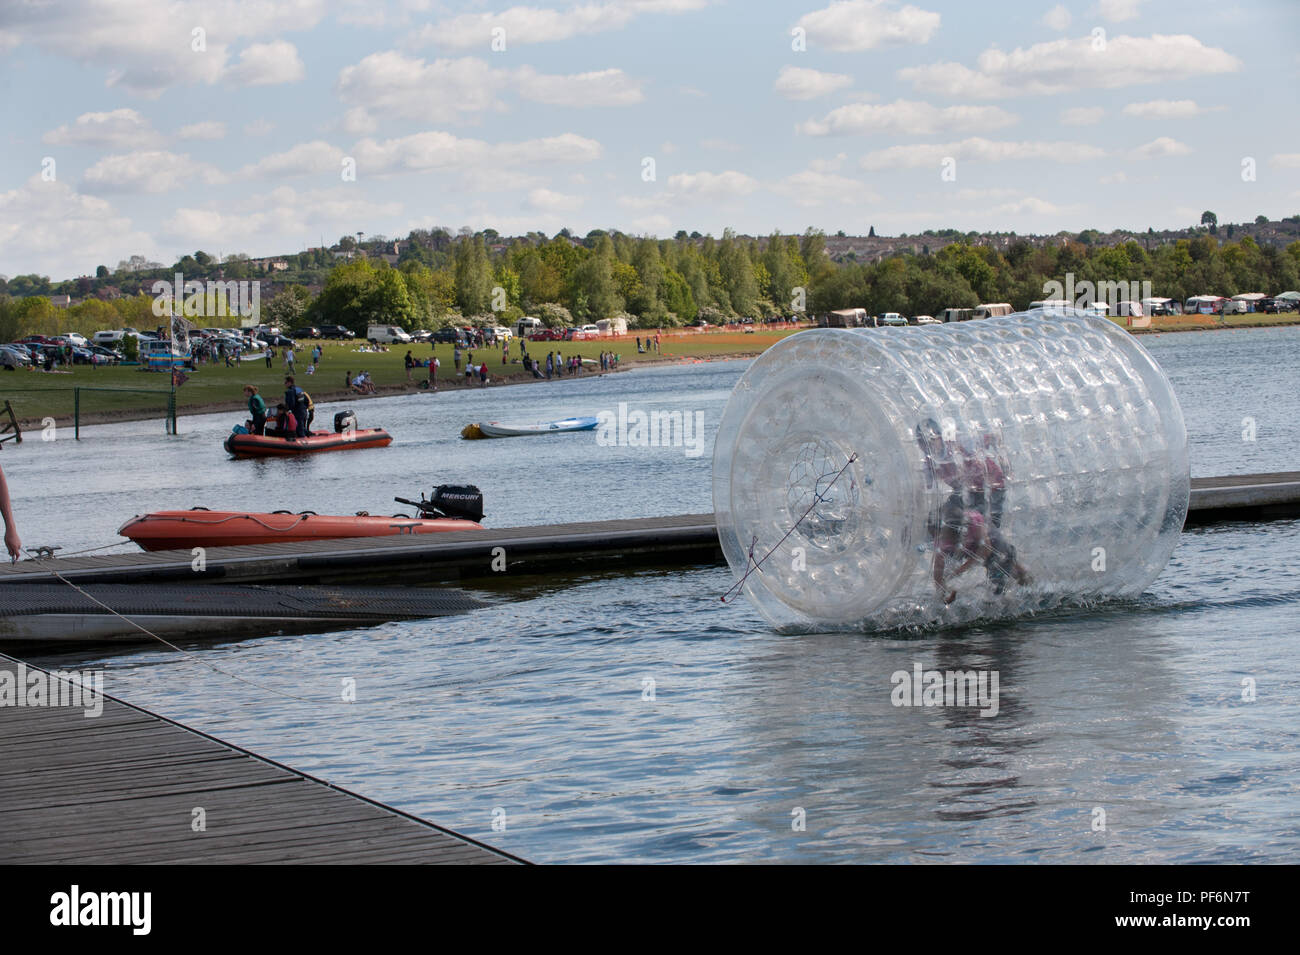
[224,428,392,458]
[119,509,482,551]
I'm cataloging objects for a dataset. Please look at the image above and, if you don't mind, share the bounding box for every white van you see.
[514,317,543,338]
[972,303,1013,319]
[367,324,411,344]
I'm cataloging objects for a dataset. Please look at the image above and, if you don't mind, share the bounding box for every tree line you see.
[3,228,1299,341]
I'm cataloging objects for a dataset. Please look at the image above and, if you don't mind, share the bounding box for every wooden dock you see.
[0,654,522,864]
[0,472,1293,590]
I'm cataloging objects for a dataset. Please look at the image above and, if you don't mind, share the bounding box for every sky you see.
[1,0,1298,281]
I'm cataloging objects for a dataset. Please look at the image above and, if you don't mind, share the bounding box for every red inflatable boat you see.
[224,428,392,458]
[119,509,482,551]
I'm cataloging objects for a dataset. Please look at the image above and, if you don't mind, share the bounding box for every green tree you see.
[453,235,492,315]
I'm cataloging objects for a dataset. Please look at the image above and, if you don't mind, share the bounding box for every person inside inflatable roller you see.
[916,418,1031,604]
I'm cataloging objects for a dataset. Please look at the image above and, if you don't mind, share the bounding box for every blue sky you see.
[1,0,1298,280]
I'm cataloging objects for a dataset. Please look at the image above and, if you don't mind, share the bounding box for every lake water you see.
[11,325,1300,863]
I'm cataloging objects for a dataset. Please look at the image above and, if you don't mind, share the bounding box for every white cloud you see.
[1099,0,1143,22]
[795,0,941,53]
[1269,153,1300,168]
[0,0,326,95]
[337,53,507,124]
[1133,136,1191,159]
[178,120,227,140]
[774,65,852,100]
[243,119,274,137]
[860,136,1107,169]
[771,168,882,207]
[351,131,603,178]
[239,141,347,179]
[1100,171,1128,183]
[224,41,306,87]
[799,99,1017,136]
[335,52,642,126]
[43,109,160,149]
[1121,99,1219,119]
[659,141,679,154]
[1060,106,1105,126]
[527,188,584,214]
[899,34,1242,98]
[419,0,713,49]
[992,196,1070,215]
[81,150,227,193]
[700,137,743,151]
[341,108,380,136]
[165,185,403,246]
[0,177,155,276]
[631,214,673,234]
[665,170,759,198]
[1042,4,1071,30]
[514,66,643,106]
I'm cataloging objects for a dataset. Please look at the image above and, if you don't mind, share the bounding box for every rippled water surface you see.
[11,327,1300,863]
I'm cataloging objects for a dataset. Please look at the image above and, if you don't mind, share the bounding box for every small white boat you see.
[462,416,599,439]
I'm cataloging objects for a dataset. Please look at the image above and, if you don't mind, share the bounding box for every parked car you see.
[689,318,710,328]
[256,333,296,347]
[877,312,908,326]
[492,326,513,341]
[92,329,125,344]
[291,326,322,339]
[431,326,466,344]
[0,344,33,368]
[911,315,939,325]
[90,345,124,363]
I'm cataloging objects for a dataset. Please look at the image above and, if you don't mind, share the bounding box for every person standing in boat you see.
[243,385,267,435]
[284,376,310,437]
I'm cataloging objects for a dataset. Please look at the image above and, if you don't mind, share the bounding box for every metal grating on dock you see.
[0,654,522,864]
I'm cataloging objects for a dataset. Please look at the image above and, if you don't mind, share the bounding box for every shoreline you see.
[15,352,762,431]
[9,316,1294,431]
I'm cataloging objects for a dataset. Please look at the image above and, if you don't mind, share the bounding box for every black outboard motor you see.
[395,484,485,523]
[429,484,484,522]
[334,410,357,433]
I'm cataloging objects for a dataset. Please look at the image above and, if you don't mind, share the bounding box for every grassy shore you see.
[2,327,800,429]
[5,314,1298,429]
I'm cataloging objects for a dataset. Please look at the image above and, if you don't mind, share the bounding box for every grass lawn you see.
[1,328,805,426]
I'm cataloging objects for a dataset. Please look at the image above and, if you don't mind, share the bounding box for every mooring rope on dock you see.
[34,562,613,706]
[41,565,330,705]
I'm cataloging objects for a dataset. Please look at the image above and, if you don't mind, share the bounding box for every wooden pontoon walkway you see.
[0,472,1294,589]
[0,654,522,864]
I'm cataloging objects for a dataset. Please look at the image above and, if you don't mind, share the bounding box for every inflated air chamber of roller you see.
[712,309,1189,630]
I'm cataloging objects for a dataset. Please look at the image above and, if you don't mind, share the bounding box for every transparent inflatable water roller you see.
[713,309,1190,630]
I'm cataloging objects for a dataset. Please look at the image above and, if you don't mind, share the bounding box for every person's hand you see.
[5,526,21,562]
[943,588,957,605]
